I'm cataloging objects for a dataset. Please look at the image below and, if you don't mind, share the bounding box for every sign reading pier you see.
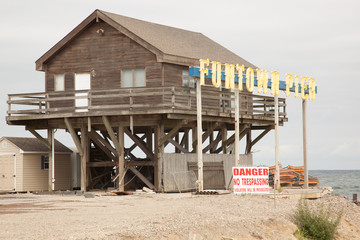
[233,167,269,194]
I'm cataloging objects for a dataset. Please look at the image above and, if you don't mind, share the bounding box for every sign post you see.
[274,95,280,190]
[303,99,308,188]
[196,78,203,191]
[234,88,240,167]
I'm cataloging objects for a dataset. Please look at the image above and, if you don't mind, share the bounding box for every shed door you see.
[75,73,91,112]
[0,155,15,191]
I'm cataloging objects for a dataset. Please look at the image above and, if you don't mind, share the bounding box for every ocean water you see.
[309,170,360,200]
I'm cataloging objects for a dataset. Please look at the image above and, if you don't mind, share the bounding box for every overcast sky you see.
[1,0,359,169]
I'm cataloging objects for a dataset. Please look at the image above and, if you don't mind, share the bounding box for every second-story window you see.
[182,70,195,88]
[121,69,146,88]
[54,73,65,91]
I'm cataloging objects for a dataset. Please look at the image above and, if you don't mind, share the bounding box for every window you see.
[54,74,65,91]
[41,156,49,170]
[121,69,146,88]
[182,70,195,94]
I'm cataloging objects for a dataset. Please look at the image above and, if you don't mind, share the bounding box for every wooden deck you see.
[7,86,287,124]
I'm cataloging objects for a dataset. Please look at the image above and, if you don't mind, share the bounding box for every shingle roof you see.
[36,9,257,70]
[3,137,72,153]
[99,10,256,68]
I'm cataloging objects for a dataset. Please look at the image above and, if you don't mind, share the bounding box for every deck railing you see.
[7,86,286,119]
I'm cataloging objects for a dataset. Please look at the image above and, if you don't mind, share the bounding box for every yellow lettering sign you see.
[246,67,254,92]
[294,75,299,98]
[211,61,222,88]
[200,59,209,86]
[199,59,316,100]
[309,78,316,100]
[225,64,235,89]
[301,76,308,100]
[271,71,280,95]
[236,64,245,91]
[285,74,293,97]
[257,69,269,94]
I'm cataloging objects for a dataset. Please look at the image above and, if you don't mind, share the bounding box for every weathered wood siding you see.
[45,20,162,107]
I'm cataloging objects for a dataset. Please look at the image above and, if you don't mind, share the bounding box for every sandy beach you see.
[0,191,359,240]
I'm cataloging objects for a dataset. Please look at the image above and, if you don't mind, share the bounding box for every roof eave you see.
[157,54,199,66]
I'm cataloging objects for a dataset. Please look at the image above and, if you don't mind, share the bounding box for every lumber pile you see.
[268,165,319,187]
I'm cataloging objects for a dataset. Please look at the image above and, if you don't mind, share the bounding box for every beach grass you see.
[291,199,343,240]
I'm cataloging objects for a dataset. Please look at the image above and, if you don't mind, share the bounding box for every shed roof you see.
[36,9,256,70]
[2,137,72,153]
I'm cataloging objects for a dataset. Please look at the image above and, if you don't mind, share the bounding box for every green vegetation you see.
[291,200,342,240]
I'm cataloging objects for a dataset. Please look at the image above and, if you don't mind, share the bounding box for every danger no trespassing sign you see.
[233,167,269,194]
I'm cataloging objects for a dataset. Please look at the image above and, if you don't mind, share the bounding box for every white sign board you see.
[233,167,269,194]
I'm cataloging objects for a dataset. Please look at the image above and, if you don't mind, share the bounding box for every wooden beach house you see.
[0,137,72,192]
[6,10,287,192]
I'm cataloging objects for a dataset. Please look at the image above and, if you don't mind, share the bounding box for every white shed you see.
[0,137,72,192]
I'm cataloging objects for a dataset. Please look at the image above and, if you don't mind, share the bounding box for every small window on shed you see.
[121,69,146,88]
[41,156,49,170]
[54,74,65,91]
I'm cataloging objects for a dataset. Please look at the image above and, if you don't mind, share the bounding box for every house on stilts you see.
[6,9,287,192]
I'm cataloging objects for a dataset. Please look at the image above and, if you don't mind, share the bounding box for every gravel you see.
[0,192,359,239]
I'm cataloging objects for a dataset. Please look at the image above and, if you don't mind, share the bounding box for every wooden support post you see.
[146,127,152,152]
[130,115,134,135]
[245,128,252,154]
[175,133,180,153]
[64,118,83,156]
[222,125,227,154]
[192,125,197,152]
[154,124,164,190]
[47,129,54,191]
[196,78,203,191]
[208,122,213,153]
[118,125,125,191]
[87,117,91,132]
[274,95,280,190]
[235,89,240,166]
[303,99,309,189]
[80,126,88,192]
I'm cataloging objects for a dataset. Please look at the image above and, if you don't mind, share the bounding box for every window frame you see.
[121,68,146,88]
[41,155,49,170]
[182,70,195,93]
[54,73,65,92]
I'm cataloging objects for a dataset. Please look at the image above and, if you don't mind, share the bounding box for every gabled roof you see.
[1,137,72,153]
[36,9,256,70]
